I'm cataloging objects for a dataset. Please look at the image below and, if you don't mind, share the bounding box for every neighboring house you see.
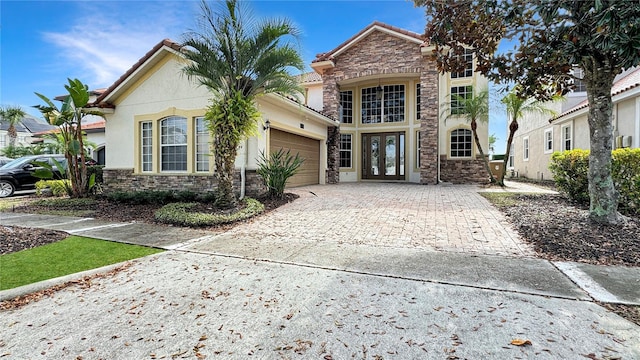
[34,119,106,165]
[0,117,55,154]
[311,21,489,184]
[511,67,640,180]
[89,22,489,195]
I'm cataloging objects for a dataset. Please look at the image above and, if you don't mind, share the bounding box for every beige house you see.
[91,39,338,196]
[91,22,489,195]
[312,22,489,184]
[510,67,640,180]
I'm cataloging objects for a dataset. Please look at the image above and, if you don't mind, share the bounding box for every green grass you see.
[479,192,519,208]
[0,236,163,290]
[0,197,28,211]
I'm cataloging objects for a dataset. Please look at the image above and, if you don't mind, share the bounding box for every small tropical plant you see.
[256,149,304,199]
[33,79,104,198]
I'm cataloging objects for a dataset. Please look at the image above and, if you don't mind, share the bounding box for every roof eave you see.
[311,60,335,74]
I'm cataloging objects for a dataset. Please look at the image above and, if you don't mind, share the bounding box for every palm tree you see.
[181,0,304,208]
[501,90,558,186]
[444,88,495,183]
[0,106,26,147]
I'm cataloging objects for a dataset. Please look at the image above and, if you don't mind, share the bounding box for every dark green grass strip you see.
[0,236,162,290]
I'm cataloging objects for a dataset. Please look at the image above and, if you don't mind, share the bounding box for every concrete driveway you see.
[188,183,534,257]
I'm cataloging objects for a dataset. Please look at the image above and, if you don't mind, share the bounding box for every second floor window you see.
[451,49,473,78]
[361,85,405,123]
[340,91,353,124]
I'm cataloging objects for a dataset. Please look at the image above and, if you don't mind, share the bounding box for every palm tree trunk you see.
[472,120,496,184]
[214,133,238,208]
[7,126,17,147]
[500,119,519,186]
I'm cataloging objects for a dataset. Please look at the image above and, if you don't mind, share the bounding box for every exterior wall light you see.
[263,119,271,130]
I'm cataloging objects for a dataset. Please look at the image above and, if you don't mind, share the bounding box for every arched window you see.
[450,128,472,158]
[160,116,187,171]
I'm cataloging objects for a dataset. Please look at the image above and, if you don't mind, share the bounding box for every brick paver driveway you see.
[212,183,533,257]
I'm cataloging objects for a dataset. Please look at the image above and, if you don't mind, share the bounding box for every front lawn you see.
[0,236,162,290]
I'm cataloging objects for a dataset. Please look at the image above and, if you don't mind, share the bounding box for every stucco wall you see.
[104,54,211,170]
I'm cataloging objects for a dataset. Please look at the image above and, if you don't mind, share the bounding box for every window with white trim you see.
[195,117,209,172]
[572,68,587,92]
[450,49,473,78]
[562,125,572,150]
[544,128,553,154]
[141,121,153,172]
[160,116,187,171]
[450,128,472,158]
[361,85,405,123]
[523,136,530,161]
[339,133,352,168]
[451,86,473,115]
[340,91,353,124]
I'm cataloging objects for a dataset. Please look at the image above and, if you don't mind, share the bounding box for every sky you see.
[1,0,508,153]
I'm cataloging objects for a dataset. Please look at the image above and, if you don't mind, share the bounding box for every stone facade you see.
[317,28,441,184]
[103,169,266,197]
[439,156,490,184]
[326,126,340,184]
[419,65,440,184]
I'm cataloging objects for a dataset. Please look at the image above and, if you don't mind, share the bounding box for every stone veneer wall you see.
[103,169,266,197]
[419,65,440,184]
[439,156,490,184]
[320,30,439,184]
[326,126,340,184]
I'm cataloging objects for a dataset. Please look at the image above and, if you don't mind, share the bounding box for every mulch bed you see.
[496,194,640,267]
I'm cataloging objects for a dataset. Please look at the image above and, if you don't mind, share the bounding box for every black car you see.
[0,157,13,167]
[0,155,67,198]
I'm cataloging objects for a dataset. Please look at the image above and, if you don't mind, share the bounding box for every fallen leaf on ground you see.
[511,339,532,346]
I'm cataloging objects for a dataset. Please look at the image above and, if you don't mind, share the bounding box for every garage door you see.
[269,129,320,187]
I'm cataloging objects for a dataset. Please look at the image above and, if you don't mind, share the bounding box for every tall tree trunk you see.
[471,120,496,184]
[585,61,619,224]
[500,119,519,186]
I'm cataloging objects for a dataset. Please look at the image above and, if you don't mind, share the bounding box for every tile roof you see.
[297,72,322,84]
[313,21,425,63]
[33,119,105,136]
[554,67,640,120]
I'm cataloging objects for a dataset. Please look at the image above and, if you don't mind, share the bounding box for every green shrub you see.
[612,148,640,215]
[31,197,97,208]
[549,148,640,215]
[154,198,265,227]
[35,180,71,197]
[87,165,104,184]
[549,149,590,203]
[256,149,304,199]
[105,190,215,205]
[106,190,175,204]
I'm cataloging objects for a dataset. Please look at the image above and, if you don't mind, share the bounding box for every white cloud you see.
[42,1,195,88]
